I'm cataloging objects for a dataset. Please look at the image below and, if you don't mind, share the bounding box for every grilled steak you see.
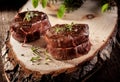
[10,11,51,43]
[47,41,91,60]
[45,24,89,48]
[45,23,91,60]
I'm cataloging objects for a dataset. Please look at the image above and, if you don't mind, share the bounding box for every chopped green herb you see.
[46,58,50,61]
[31,46,41,55]
[31,47,52,63]
[23,11,31,21]
[65,22,74,31]
[30,56,41,62]
[55,22,74,33]
[23,11,38,22]
[55,27,63,33]
[45,55,51,61]
[44,50,52,62]
[31,47,37,52]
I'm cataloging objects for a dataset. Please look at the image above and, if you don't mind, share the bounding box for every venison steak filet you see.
[45,23,91,60]
[10,11,51,43]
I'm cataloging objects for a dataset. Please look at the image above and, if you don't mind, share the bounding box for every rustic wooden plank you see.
[1,0,118,82]
[0,10,17,82]
[9,0,117,74]
[0,10,17,44]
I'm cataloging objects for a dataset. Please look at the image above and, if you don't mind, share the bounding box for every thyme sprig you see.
[55,26,64,33]
[55,22,74,33]
[30,47,41,62]
[23,10,38,22]
[65,22,74,31]
[31,47,40,55]
[30,47,51,63]
[44,50,52,62]
[30,56,41,62]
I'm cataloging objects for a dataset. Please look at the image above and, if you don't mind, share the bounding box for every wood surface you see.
[0,10,17,82]
[1,0,118,82]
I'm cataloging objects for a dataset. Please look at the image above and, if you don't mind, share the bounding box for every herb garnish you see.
[30,56,41,62]
[44,50,51,62]
[55,27,64,33]
[31,47,40,55]
[55,22,74,33]
[30,47,52,64]
[30,47,41,62]
[65,22,74,31]
[23,10,38,22]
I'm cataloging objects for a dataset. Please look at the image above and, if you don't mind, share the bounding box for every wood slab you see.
[2,0,118,81]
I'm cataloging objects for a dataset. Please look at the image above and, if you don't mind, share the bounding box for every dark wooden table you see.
[0,1,120,82]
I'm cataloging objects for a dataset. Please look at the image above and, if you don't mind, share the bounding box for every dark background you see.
[0,0,120,82]
[0,0,28,10]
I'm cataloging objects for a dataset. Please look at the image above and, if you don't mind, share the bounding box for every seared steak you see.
[10,11,51,43]
[45,24,89,48]
[45,23,91,60]
[47,41,91,60]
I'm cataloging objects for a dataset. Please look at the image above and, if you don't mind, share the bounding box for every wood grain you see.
[0,10,17,82]
[1,0,118,81]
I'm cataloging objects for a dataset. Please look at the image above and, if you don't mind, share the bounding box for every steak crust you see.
[47,41,91,60]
